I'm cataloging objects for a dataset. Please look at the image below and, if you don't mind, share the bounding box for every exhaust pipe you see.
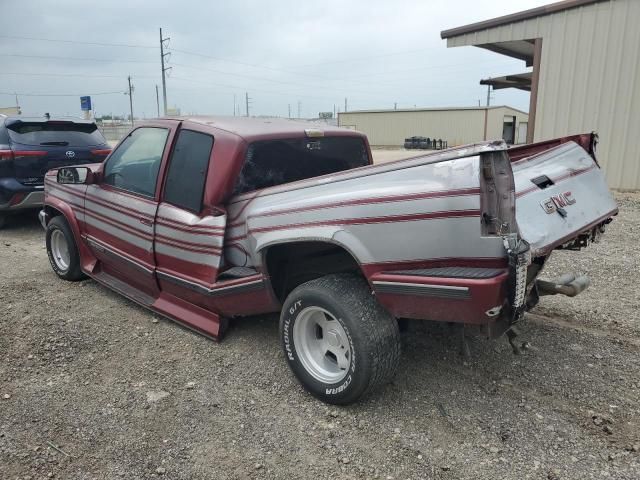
[536,273,590,297]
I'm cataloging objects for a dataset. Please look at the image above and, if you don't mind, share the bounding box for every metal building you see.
[338,106,529,148]
[441,0,640,190]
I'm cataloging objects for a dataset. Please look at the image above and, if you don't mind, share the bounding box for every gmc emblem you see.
[541,191,576,214]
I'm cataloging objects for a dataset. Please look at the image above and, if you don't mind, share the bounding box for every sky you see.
[0,0,550,119]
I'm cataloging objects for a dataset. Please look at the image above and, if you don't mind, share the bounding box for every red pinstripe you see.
[154,233,221,254]
[249,209,480,236]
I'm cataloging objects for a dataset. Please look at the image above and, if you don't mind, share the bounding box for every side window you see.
[163,130,214,213]
[103,127,169,197]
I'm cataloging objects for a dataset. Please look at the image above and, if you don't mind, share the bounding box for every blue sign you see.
[80,96,92,111]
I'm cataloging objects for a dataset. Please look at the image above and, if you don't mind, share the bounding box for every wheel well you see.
[45,205,64,219]
[265,241,363,302]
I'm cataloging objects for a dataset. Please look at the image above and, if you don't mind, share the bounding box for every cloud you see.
[0,0,546,118]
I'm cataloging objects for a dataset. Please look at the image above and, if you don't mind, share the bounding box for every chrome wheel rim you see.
[50,230,70,271]
[293,306,351,384]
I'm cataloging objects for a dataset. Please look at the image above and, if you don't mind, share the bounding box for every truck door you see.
[152,127,226,302]
[83,125,175,300]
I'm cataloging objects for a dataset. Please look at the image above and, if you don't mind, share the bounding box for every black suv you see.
[0,116,111,228]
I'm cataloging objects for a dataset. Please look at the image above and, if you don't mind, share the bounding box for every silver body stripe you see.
[83,215,151,251]
[155,242,220,266]
[372,281,469,291]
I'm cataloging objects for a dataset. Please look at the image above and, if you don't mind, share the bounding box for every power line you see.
[170,62,388,97]
[0,71,156,79]
[0,53,156,64]
[0,91,123,97]
[0,34,156,49]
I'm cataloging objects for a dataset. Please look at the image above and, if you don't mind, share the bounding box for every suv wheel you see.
[46,216,85,281]
[280,274,401,404]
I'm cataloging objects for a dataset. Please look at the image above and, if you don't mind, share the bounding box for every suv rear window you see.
[7,121,106,147]
[233,136,369,195]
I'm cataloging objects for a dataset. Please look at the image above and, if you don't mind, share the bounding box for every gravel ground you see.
[1,192,639,480]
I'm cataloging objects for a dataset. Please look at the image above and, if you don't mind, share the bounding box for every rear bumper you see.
[0,188,45,212]
[371,267,510,325]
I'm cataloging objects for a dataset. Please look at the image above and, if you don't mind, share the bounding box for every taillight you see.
[12,150,47,159]
[0,150,13,161]
[9,192,26,206]
[91,149,111,157]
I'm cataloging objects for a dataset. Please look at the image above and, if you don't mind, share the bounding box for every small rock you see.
[254,463,263,470]
[329,410,339,418]
[146,391,170,403]
[151,318,159,324]
[417,454,423,460]
[155,467,166,475]
[393,428,400,434]
[441,465,451,471]
[603,425,613,435]
[489,446,500,454]
[2,394,10,400]
[341,457,350,464]
[185,382,196,390]
[632,445,639,452]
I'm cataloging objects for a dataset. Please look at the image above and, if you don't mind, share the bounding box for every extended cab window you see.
[103,127,169,197]
[233,136,369,195]
[163,130,214,213]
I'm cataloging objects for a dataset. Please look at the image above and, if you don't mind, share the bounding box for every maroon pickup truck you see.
[40,117,617,404]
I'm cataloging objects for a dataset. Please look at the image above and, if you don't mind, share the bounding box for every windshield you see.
[7,121,107,147]
[233,136,369,195]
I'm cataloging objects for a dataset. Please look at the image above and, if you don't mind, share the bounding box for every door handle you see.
[140,217,153,226]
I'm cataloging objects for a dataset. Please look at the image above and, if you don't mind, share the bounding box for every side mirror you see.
[56,166,94,185]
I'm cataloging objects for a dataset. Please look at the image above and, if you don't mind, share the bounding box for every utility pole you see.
[245,92,251,117]
[234,94,236,116]
[159,28,171,116]
[394,102,397,110]
[288,104,291,118]
[344,97,348,112]
[155,85,160,117]
[297,101,301,119]
[486,85,491,106]
[333,104,336,118]
[127,76,134,126]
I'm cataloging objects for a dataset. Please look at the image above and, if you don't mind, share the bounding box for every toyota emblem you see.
[65,151,76,158]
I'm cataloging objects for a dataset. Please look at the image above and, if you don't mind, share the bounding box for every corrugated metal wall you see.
[338,107,527,147]
[447,0,640,189]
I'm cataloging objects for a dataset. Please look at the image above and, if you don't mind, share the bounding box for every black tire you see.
[46,215,85,281]
[280,274,401,404]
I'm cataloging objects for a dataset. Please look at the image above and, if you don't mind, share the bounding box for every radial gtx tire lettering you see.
[280,274,401,404]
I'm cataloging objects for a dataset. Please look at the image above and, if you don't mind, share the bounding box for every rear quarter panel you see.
[225,151,506,273]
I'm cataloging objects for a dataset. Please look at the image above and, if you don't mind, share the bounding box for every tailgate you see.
[513,141,617,255]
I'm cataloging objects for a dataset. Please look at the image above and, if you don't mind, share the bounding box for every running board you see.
[152,292,227,340]
[92,271,155,306]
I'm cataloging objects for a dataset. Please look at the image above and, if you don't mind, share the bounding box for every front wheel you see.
[280,274,401,404]
[46,216,85,281]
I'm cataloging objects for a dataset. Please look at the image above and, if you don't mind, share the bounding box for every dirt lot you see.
[1,191,639,480]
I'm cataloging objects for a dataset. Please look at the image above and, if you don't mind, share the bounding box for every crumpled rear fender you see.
[253,226,371,273]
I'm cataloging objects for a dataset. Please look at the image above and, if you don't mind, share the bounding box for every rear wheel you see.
[280,274,401,404]
[46,216,85,281]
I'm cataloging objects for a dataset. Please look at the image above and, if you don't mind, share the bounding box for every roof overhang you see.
[478,39,535,66]
[441,0,604,39]
[480,71,532,92]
